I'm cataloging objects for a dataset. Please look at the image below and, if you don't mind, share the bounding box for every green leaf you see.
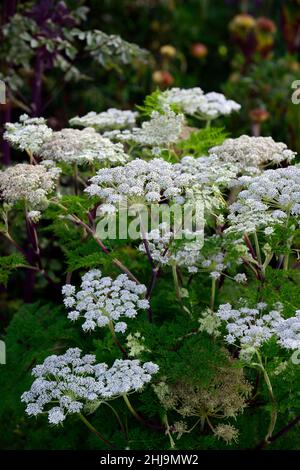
[0,253,28,286]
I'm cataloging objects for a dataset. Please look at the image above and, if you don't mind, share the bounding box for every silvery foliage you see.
[209,135,296,175]
[226,165,300,234]
[21,348,158,424]
[216,302,300,350]
[4,114,53,155]
[62,269,149,333]
[105,108,185,147]
[0,162,60,210]
[39,127,128,165]
[69,109,138,131]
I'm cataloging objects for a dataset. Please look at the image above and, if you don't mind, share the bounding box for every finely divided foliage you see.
[2,86,300,449]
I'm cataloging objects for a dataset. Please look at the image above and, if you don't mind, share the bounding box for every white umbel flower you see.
[0,163,60,209]
[62,269,149,333]
[174,155,239,187]
[70,109,138,131]
[197,92,241,120]
[227,165,300,234]
[21,348,107,425]
[274,311,300,350]
[85,158,193,210]
[161,87,206,115]
[4,114,53,155]
[22,349,159,424]
[39,127,128,165]
[113,108,184,147]
[209,135,296,175]
[216,302,283,348]
[138,223,203,272]
[100,359,159,397]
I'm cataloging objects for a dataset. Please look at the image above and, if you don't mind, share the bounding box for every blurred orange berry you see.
[152,70,174,86]
[256,17,276,34]
[190,42,208,58]
[249,108,269,123]
[229,13,256,33]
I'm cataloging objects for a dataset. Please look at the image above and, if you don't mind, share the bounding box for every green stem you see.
[283,253,289,271]
[210,278,216,311]
[108,320,128,357]
[123,394,143,422]
[262,252,273,274]
[253,232,262,267]
[79,414,113,448]
[73,163,79,196]
[255,351,277,442]
[102,401,127,438]
[162,414,176,449]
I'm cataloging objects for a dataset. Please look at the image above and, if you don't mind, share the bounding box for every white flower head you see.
[4,114,53,155]
[85,158,193,209]
[100,359,159,397]
[21,348,106,424]
[227,165,300,234]
[70,109,138,131]
[0,163,60,210]
[209,135,296,175]
[62,269,149,333]
[39,127,128,165]
[197,92,241,120]
[111,108,184,147]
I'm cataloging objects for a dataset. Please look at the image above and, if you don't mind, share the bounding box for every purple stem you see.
[256,412,300,449]
[1,96,12,165]
[31,50,44,116]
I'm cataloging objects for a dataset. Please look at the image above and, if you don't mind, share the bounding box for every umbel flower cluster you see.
[209,135,296,175]
[174,155,239,187]
[138,223,203,273]
[161,87,241,120]
[108,108,185,147]
[216,302,300,350]
[39,127,129,165]
[227,165,300,234]
[85,158,193,212]
[4,114,53,155]
[195,91,241,121]
[62,269,149,333]
[161,87,206,115]
[21,348,158,424]
[69,109,138,131]
[0,162,60,209]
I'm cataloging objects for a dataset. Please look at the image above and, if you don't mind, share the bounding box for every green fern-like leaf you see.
[179,127,229,156]
[0,253,28,286]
